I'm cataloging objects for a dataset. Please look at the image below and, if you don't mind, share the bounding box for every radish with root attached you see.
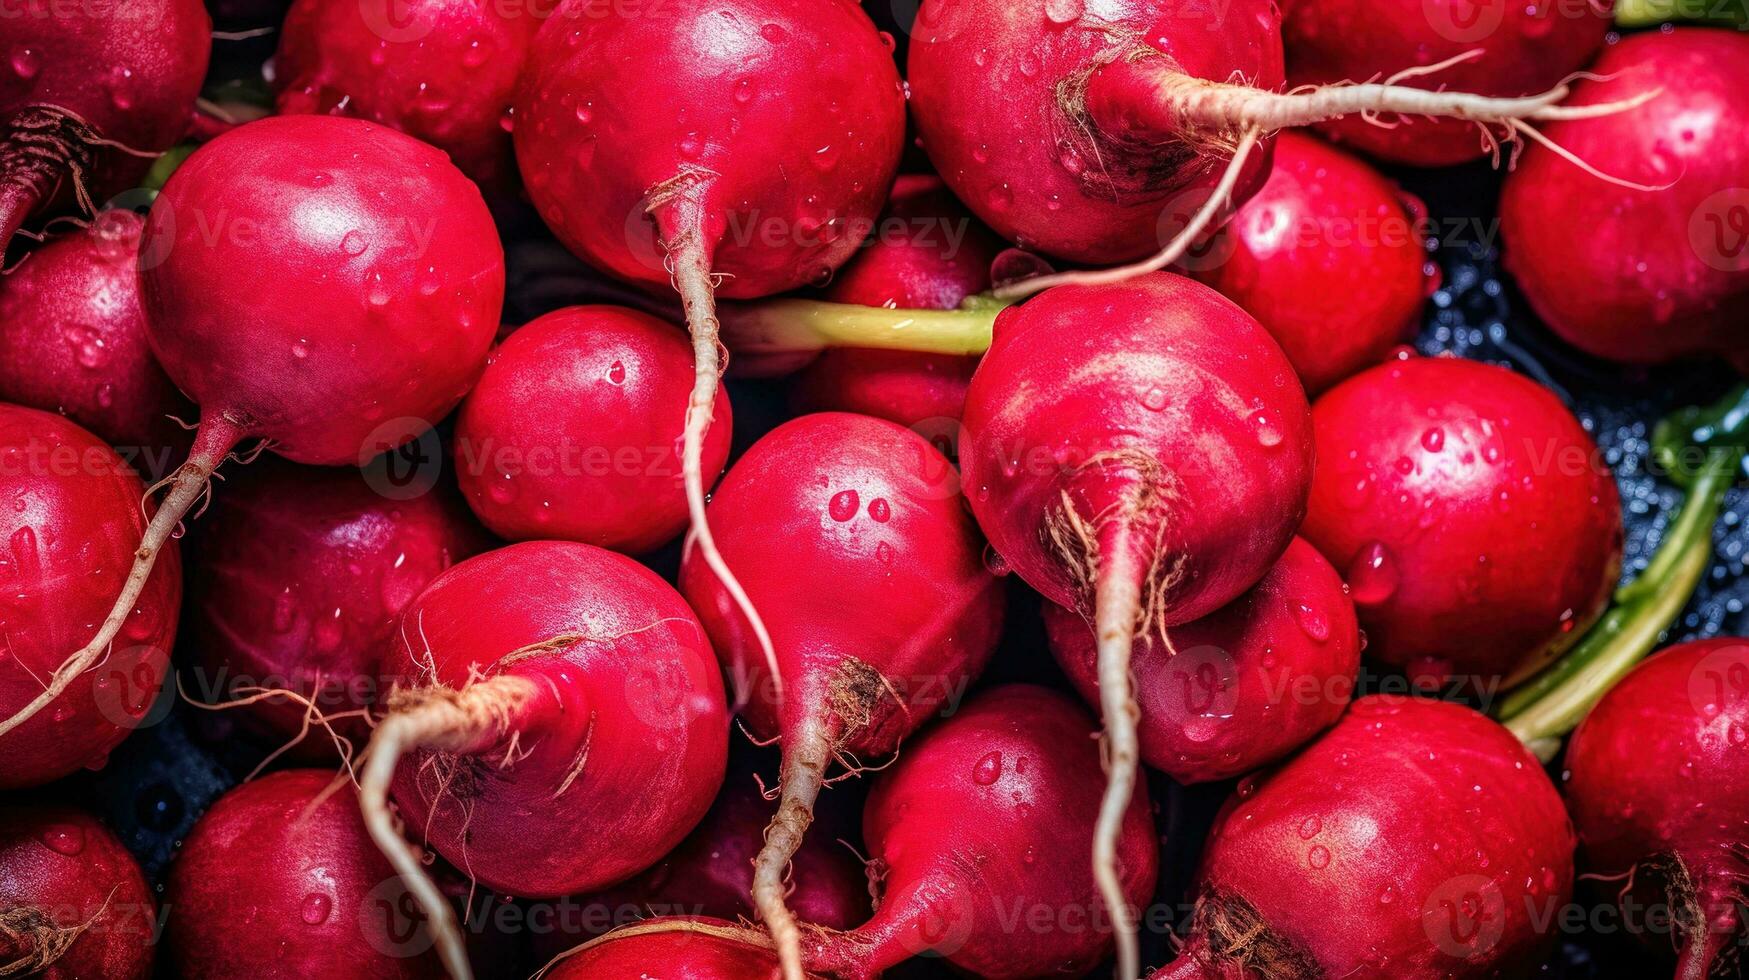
[0,804,155,979]
[453,305,730,553]
[678,411,1004,980]
[1154,695,1574,978]
[0,405,180,788]
[0,0,212,249]
[184,458,488,755]
[1044,537,1359,785]
[513,0,907,676]
[1301,356,1623,691]
[959,272,1312,977]
[0,115,503,743]
[362,540,729,980]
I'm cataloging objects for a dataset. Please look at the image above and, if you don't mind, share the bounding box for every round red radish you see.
[184,458,488,754]
[959,272,1310,974]
[1564,638,1749,979]
[1281,0,1610,166]
[1301,356,1622,690]
[1044,537,1359,785]
[803,684,1158,979]
[1156,695,1573,978]
[547,920,790,980]
[273,0,543,189]
[1500,29,1749,367]
[789,174,1001,427]
[0,405,179,789]
[678,411,1004,976]
[0,804,154,979]
[1189,131,1429,394]
[453,304,730,553]
[0,210,192,464]
[362,540,728,979]
[0,0,212,248]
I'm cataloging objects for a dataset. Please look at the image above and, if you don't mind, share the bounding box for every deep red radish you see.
[801,685,1158,978]
[789,174,1001,427]
[1044,537,1359,785]
[0,209,192,467]
[513,0,907,673]
[0,0,212,249]
[453,305,730,553]
[184,458,488,755]
[546,919,790,979]
[1563,638,1749,979]
[273,0,543,189]
[905,0,1620,283]
[1282,0,1611,165]
[1301,357,1622,690]
[1155,695,1573,978]
[0,804,154,979]
[1501,29,1749,367]
[0,115,503,742]
[1189,132,1428,394]
[362,540,728,980]
[959,272,1311,975]
[0,405,179,788]
[167,769,452,978]
[678,411,1004,979]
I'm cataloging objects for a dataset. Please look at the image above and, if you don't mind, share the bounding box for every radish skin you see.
[547,919,794,979]
[0,804,154,979]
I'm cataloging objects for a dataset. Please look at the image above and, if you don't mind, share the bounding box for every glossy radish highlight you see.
[0,804,155,979]
[547,919,789,979]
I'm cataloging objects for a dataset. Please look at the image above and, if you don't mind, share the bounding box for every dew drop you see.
[1295,602,1331,642]
[300,893,333,925]
[1298,816,1322,839]
[1307,845,1331,869]
[868,498,891,522]
[40,824,85,856]
[1251,410,1283,447]
[10,47,40,80]
[1044,0,1084,22]
[1346,542,1399,606]
[1421,426,1445,452]
[340,230,368,256]
[606,360,627,385]
[828,489,860,522]
[1141,387,1169,412]
[972,750,1003,785]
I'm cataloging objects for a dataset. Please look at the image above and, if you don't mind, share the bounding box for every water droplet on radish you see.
[107,66,134,109]
[62,324,107,369]
[1298,816,1322,839]
[9,47,39,80]
[810,143,841,171]
[972,750,1003,784]
[875,542,894,564]
[606,360,627,386]
[1295,602,1330,641]
[300,893,333,925]
[340,230,368,256]
[1307,845,1331,869]
[828,489,860,522]
[868,498,891,522]
[1141,387,1169,412]
[1421,426,1445,452]
[39,824,85,856]
[1044,0,1084,22]
[1336,470,1374,509]
[1251,410,1283,447]
[463,37,491,67]
[1347,542,1399,606]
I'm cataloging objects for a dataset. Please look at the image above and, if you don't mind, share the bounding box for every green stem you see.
[716,294,1008,358]
[1615,0,1747,28]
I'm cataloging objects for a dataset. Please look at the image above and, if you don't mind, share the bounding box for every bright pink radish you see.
[1045,537,1359,785]
[362,540,728,980]
[1189,131,1428,394]
[906,0,1614,275]
[1500,29,1749,367]
[1301,357,1622,690]
[1564,638,1749,980]
[789,174,1001,426]
[0,210,192,465]
[678,411,1004,978]
[802,685,1158,978]
[959,272,1311,975]
[0,405,179,789]
[1282,0,1611,165]
[454,305,730,553]
[0,115,503,744]
[274,0,542,189]
[1155,695,1573,978]
[0,0,212,248]
[547,920,789,980]
[184,458,488,754]
[0,804,154,979]
[514,0,907,669]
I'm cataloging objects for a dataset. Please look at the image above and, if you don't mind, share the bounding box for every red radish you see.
[0,209,192,467]
[1044,537,1359,785]
[1154,695,1573,978]
[1189,131,1429,394]
[0,115,503,742]
[513,0,907,678]
[959,272,1311,975]
[362,540,729,980]
[273,0,543,189]
[1300,356,1623,690]
[1500,29,1749,367]
[167,769,452,978]
[802,685,1159,978]
[546,919,789,979]
[0,405,180,789]
[0,804,155,979]
[789,174,1002,427]
[678,411,1004,979]
[1282,0,1612,165]
[1563,638,1749,980]
[0,0,212,248]
[184,458,488,754]
[453,304,731,553]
